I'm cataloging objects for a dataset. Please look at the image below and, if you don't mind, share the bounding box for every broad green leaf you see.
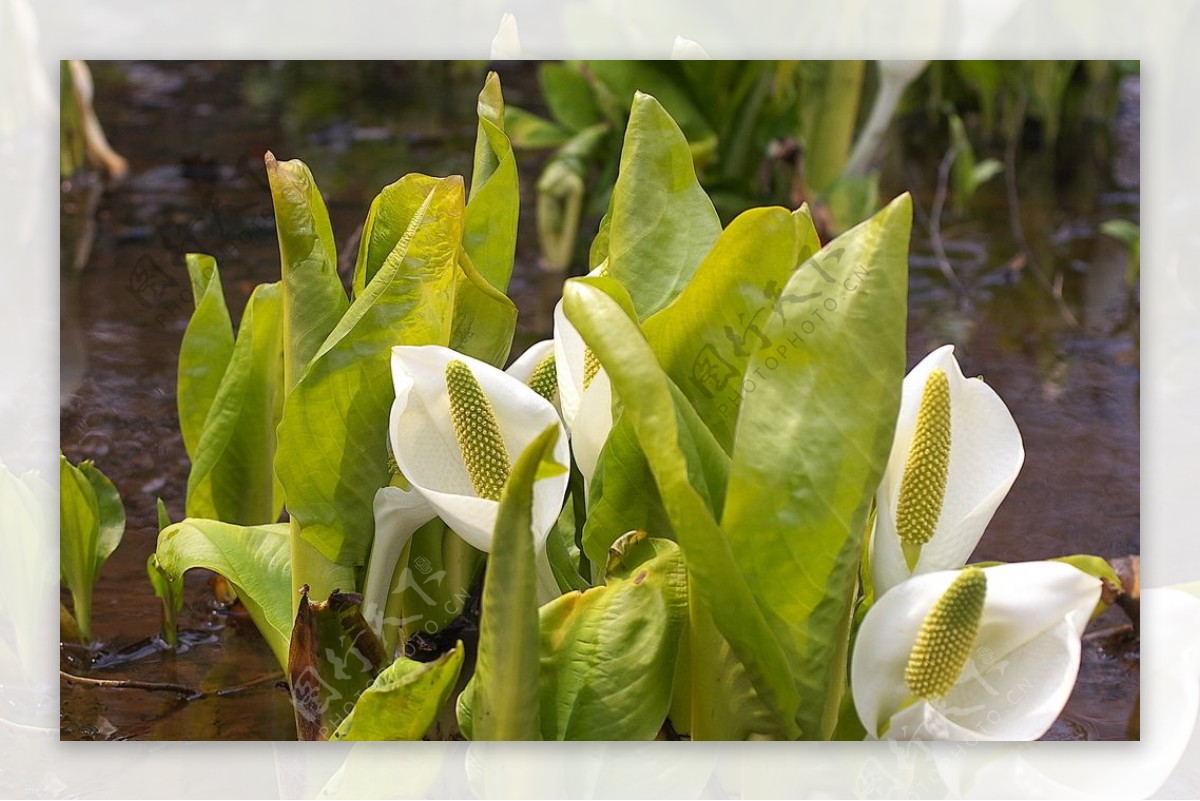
[563,278,800,739]
[265,154,350,391]
[534,531,687,740]
[185,281,285,526]
[78,460,124,578]
[643,206,819,450]
[276,177,463,567]
[289,589,389,740]
[449,251,517,367]
[503,106,571,149]
[539,62,604,133]
[722,194,911,739]
[464,72,519,292]
[352,174,442,298]
[331,644,465,740]
[153,518,353,670]
[59,455,100,642]
[600,92,721,320]
[460,424,562,741]
[177,253,234,460]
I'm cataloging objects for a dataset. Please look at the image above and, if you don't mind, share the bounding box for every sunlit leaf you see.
[59,455,100,643]
[534,531,687,740]
[177,253,234,460]
[563,277,800,739]
[600,92,721,320]
[331,644,465,740]
[643,206,819,450]
[276,177,463,567]
[265,154,351,391]
[185,281,285,526]
[464,71,519,293]
[722,194,911,738]
[153,518,353,670]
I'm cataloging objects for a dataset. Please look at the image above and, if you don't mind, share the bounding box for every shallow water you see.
[59,61,1139,740]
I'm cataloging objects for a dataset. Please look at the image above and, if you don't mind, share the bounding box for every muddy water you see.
[59,62,1139,740]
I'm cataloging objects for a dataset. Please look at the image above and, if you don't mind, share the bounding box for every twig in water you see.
[60,669,284,701]
[60,670,200,700]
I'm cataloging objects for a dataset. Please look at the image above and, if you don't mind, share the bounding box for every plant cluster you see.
[61,73,1122,741]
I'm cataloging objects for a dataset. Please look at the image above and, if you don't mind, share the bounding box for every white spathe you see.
[360,483,435,636]
[872,344,1024,596]
[852,561,1101,741]
[551,299,613,491]
[389,345,570,554]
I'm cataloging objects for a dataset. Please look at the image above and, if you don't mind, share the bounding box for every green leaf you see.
[78,460,125,579]
[146,553,182,649]
[289,589,390,740]
[721,194,912,739]
[534,531,688,740]
[352,174,442,298]
[803,60,865,193]
[948,113,1001,210]
[643,206,819,450]
[562,278,800,739]
[584,61,718,164]
[464,72,519,293]
[599,92,721,320]
[581,413,671,567]
[185,281,286,526]
[503,106,571,149]
[955,61,1001,136]
[153,519,353,670]
[59,455,100,643]
[276,176,463,567]
[264,155,351,391]
[459,424,562,741]
[177,253,234,460]
[544,501,591,593]
[331,644,465,740]
[155,497,171,533]
[449,251,517,368]
[539,62,604,133]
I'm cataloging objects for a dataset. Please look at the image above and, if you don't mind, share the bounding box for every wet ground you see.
[59,62,1139,740]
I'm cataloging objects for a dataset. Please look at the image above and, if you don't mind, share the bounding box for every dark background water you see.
[59,61,1139,740]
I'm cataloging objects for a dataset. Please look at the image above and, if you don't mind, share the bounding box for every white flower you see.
[551,299,613,493]
[871,345,1024,597]
[388,345,570,554]
[852,561,1101,741]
